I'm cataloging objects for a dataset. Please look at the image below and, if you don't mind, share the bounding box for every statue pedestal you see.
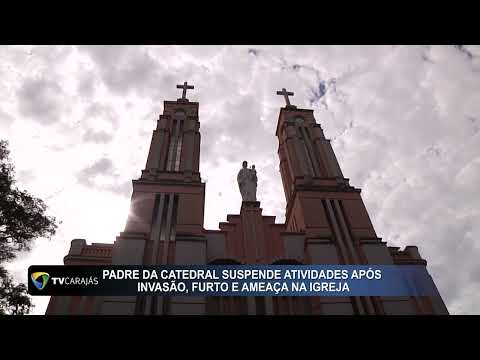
[241,201,261,209]
[239,201,264,263]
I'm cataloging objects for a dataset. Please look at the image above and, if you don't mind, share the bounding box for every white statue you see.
[237,161,257,202]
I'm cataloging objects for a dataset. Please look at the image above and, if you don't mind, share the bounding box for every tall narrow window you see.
[166,111,186,171]
[295,117,318,177]
[174,121,183,171]
[166,121,177,171]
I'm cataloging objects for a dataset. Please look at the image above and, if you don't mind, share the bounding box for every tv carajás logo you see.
[31,271,99,290]
[31,272,50,290]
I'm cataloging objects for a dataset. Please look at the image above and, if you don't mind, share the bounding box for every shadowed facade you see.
[46,85,449,315]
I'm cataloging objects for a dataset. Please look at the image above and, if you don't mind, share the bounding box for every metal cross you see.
[276,88,295,107]
[176,81,194,100]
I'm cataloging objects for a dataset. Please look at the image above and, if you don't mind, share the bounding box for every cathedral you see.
[45,83,449,315]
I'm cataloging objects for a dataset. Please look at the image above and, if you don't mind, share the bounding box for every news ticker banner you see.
[28,265,438,297]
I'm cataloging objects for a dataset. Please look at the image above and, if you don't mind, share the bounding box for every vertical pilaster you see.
[283,124,304,181]
[181,116,196,180]
[309,125,330,176]
[278,145,292,199]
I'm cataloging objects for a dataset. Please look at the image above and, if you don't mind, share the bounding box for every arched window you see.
[206,259,248,315]
[272,259,312,315]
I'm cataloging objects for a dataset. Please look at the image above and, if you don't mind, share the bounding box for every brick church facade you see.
[46,84,449,315]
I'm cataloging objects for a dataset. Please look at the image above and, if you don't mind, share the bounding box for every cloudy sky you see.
[1,45,479,315]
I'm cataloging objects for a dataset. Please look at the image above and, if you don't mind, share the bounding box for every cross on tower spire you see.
[177,81,194,101]
[276,88,296,108]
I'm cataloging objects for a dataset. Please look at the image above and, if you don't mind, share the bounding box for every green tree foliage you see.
[0,140,57,315]
[0,267,33,315]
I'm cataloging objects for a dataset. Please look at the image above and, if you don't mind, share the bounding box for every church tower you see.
[47,82,208,315]
[274,88,448,314]
[45,84,449,315]
[276,88,376,248]
[100,81,208,315]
